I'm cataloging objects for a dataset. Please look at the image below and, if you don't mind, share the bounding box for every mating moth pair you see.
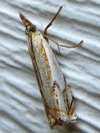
[19,6,83,128]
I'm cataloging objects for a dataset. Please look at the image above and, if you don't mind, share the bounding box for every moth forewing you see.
[19,7,78,128]
[30,31,77,127]
[62,82,77,122]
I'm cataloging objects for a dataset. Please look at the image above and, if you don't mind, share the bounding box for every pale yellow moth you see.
[19,6,83,128]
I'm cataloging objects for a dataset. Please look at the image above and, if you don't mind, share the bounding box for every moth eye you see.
[29,25,37,32]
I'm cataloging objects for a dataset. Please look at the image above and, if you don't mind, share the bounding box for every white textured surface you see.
[0,0,100,133]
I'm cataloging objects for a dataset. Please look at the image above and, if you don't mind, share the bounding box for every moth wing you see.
[45,81,68,128]
[63,81,77,122]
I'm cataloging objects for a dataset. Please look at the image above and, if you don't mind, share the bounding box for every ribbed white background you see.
[0,0,100,133]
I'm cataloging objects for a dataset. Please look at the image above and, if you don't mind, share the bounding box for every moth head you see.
[25,24,37,34]
[19,13,37,35]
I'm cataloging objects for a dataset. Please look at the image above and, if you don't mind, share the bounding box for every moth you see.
[19,6,83,128]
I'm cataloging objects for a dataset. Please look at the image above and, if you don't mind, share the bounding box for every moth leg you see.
[43,34,83,52]
[44,6,62,36]
[59,40,83,48]
[43,34,60,52]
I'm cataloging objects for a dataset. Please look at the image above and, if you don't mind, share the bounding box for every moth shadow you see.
[62,122,85,133]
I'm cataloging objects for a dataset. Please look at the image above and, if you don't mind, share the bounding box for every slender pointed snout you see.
[19,13,32,27]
